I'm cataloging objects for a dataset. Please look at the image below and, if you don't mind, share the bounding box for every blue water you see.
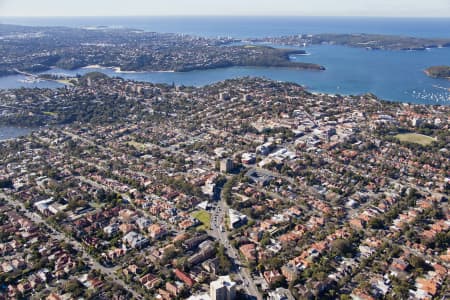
[0,126,34,141]
[2,16,450,38]
[0,75,63,89]
[0,17,449,104]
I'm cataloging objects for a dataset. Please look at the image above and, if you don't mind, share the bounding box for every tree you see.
[161,248,178,265]
[369,217,385,230]
[217,244,232,274]
[0,179,13,189]
[260,232,271,247]
[409,255,430,275]
[222,177,237,205]
[64,279,84,297]
[331,239,355,257]
[392,278,411,299]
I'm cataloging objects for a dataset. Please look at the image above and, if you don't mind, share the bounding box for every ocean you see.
[0,16,449,105]
[2,16,450,38]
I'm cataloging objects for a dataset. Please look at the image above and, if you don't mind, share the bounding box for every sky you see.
[0,0,449,17]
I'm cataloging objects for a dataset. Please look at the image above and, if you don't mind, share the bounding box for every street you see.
[0,192,141,299]
[208,180,262,300]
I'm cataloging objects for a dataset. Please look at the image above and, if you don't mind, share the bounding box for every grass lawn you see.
[192,210,211,230]
[56,79,75,86]
[395,133,436,146]
[126,141,148,151]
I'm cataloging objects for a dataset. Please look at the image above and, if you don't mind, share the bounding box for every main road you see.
[208,177,262,300]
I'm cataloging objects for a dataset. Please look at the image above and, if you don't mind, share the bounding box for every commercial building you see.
[220,158,234,173]
[210,276,236,300]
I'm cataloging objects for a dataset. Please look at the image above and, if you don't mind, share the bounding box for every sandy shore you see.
[82,64,106,69]
[82,65,174,73]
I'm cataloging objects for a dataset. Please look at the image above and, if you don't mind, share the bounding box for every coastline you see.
[82,65,175,73]
[1,44,448,105]
[0,126,36,141]
[424,67,450,81]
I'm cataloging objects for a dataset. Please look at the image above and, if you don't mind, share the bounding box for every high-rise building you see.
[210,276,236,300]
[220,158,234,173]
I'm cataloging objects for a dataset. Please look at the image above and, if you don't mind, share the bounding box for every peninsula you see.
[4,25,449,78]
[252,33,450,50]
[0,24,324,77]
[425,66,450,80]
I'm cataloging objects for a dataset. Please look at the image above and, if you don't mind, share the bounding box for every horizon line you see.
[1,14,450,19]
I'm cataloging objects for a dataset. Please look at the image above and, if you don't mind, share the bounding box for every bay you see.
[0,16,449,104]
[0,75,64,89]
[0,126,34,141]
[26,45,450,105]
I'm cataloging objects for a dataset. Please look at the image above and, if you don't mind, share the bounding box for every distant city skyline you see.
[0,0,449,17]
